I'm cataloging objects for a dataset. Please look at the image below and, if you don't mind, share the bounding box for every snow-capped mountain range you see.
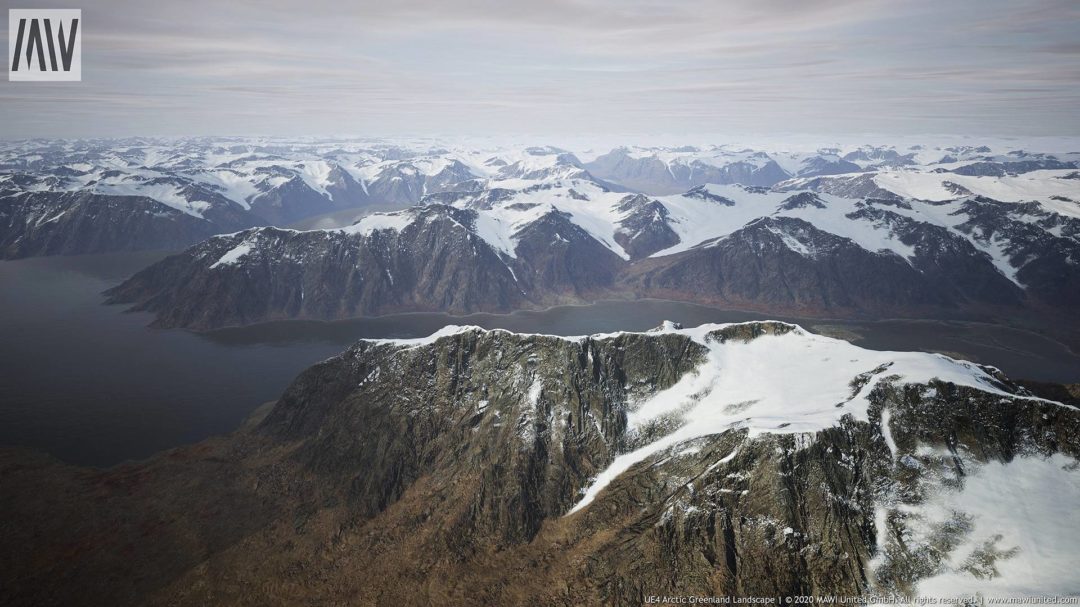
[81,139,1079,330]
[3,138,1076,235]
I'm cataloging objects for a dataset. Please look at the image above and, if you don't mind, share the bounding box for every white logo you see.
[9,9,81,81]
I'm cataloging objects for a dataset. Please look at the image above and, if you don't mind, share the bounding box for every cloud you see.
[0,0,1077,137]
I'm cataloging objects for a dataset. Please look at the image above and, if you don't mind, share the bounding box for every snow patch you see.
[209,242,254,268]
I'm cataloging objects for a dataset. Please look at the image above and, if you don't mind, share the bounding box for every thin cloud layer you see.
[1,0,1077,138]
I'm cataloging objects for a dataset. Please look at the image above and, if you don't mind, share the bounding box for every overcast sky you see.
[2,0,1078,139]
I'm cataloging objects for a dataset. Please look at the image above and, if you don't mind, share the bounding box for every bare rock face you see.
[0,191,255,259]
[953,197,1080,308]
[2,322,1077,605]
[613,194,682,259]
[509,208,626,300]
[248,174,337,225]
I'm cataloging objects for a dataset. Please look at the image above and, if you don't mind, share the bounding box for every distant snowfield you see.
[874,169,1080,214]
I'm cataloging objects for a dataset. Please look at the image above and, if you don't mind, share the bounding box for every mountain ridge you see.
[104,179,1079,331]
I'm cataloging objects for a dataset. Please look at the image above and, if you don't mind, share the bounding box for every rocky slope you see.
[1,321,1077,605]
[104,206,528,328]
[0,190,254,259]
[104,203,626,328]
[620,214,1023,313]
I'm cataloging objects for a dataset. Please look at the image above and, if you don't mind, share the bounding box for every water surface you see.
[2,252,1077,467]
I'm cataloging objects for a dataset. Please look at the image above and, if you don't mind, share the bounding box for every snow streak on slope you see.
[564,323,1054,514]
[209,241,254,268]
[653,184,920,260]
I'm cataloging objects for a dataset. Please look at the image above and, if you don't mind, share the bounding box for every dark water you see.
[2,252,1078,468]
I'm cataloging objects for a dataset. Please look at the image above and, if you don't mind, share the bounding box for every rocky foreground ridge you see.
[2,321,1078,605]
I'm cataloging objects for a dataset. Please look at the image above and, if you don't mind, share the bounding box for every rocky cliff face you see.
[103,202,631,329]
[510,208,625,299]
[1,322,1077,605]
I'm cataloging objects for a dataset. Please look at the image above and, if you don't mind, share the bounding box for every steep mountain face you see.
[613,194,682,259]
[248,174,339,225]
[362,159,480,205]
[774,173,902,200]
[497,151,591,181]
[713,158,791,187]
[948,197,1080,307]
[843,147,917,167]
[623,216,954,312]
[323,164,369,206]
[0,190,253,259]
[105,206,526,329]
[104,201,635,329]
[509,209,626,299]
[795,155,863,177]
[843,203,1025,305]
[2,322,1077,605]
[584,149,682,192]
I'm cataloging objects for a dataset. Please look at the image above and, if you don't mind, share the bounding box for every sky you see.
[1,0,1079,139]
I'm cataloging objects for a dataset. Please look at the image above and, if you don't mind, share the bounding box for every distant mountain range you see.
[3,138,1079,334]
[2,138,1076,258]
[98,163,1080,331]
